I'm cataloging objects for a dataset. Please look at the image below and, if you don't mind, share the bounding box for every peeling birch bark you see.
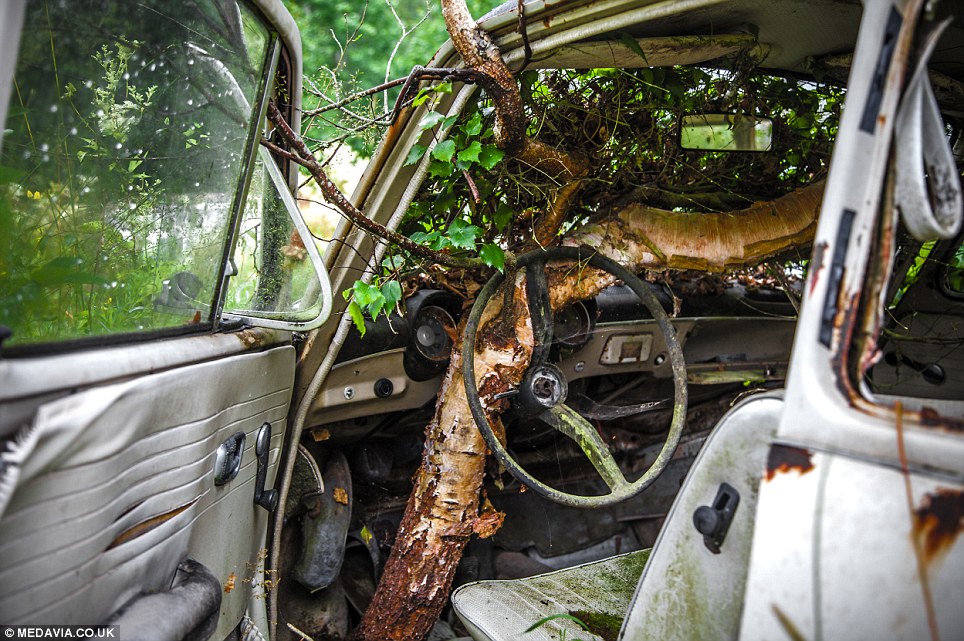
[351,277,533,641]
[570,181,825,272]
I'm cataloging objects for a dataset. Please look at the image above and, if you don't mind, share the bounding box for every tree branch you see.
[263,101,484,270]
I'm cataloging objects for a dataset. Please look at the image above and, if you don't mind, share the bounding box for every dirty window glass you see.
[224,147,330,326]
[0,0,270,348]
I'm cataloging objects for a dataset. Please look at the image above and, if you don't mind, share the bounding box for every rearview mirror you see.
[679,113,773,152]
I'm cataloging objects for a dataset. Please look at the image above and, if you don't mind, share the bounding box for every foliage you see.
[511,64,841,213]
[401,63,840,255]
[0,42,168,343]
[344,88,505,332]
[525,613,591,641]
[341,61,842,329]
[283,0,497,155]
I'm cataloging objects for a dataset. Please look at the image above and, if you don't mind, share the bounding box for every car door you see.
[0,1,328,637]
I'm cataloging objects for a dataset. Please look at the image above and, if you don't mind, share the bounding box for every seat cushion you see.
[452,549,650,641]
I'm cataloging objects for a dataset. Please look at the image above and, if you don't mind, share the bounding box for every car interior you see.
[0,0,961,640]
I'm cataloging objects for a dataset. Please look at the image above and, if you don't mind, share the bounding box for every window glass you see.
[224,147,330,327]
[0,0,270,348]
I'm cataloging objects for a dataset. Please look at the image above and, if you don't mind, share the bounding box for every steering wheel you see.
[462,246,687,508]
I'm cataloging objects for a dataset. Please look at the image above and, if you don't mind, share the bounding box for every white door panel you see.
[0,343,294,633]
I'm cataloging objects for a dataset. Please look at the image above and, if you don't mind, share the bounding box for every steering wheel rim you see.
[462,246,688,508]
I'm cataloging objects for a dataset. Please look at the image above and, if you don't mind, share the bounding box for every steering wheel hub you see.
[516,363,568,415]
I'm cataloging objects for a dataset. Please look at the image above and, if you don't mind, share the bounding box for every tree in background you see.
[283,0,495,156]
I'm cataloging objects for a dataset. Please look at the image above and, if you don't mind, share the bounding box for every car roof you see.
[474,0,962,107]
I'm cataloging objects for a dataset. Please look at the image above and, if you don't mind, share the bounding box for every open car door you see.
[0,1,329,637]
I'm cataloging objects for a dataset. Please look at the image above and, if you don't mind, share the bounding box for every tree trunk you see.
[351,275,534,641]
[572,181,824,273]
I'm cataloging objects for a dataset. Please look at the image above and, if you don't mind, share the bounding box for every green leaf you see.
[431,139,457,163]
[381,279,402,312]
[404,144,428,166]
[368,295,385,320]
[414,230,452,251]
[381,254,406,271]
[428,160,455,178]
[433,237,452,251]
[447,218,481,250]
[464,112,484,137]
[493,202,514,230]
[62,272,110,285]
[127,159,142,173]
[410,230,441,246]
[435,80,453,94]
[0,165,25,184]
[347,301,366,337]
[457,141,483,165]
[618,32,648,63]
[30,257,89,286]
[352,280,382,307]
[442,114,459,130]
[479,244,505,271]
[663,71,685,99]
[419,111,445,131]
[411,87,433,108]
[478,145,505,170]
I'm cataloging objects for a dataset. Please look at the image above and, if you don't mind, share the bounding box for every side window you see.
[0,1,270,349]
[223,146,331,329]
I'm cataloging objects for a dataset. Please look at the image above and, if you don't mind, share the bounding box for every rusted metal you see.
[236,327,276,349]
[764,444,814,481]
[808,241,828,297]
[913,488,964,566]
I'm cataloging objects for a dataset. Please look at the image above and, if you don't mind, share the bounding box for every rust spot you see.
[913,488,964,565]
[808,241,828,297]
[919,406,942,427]
[238,328,265,348]
[478,372,507,399]
[224,572,237,593]
[333,487,349,505]
[765,444,814,481]
[471,508,505,539]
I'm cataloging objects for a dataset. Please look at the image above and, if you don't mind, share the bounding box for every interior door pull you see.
[254,422,278,511]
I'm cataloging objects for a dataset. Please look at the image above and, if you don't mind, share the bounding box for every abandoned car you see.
[0,0,961,640]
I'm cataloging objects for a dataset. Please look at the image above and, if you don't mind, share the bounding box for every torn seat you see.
[452,391,782,641]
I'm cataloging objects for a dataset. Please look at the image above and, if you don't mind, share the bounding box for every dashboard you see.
[305,283,797,439]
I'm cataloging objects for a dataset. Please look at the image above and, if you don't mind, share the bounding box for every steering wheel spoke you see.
[540,404,628,492]
[525,261,553,366]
